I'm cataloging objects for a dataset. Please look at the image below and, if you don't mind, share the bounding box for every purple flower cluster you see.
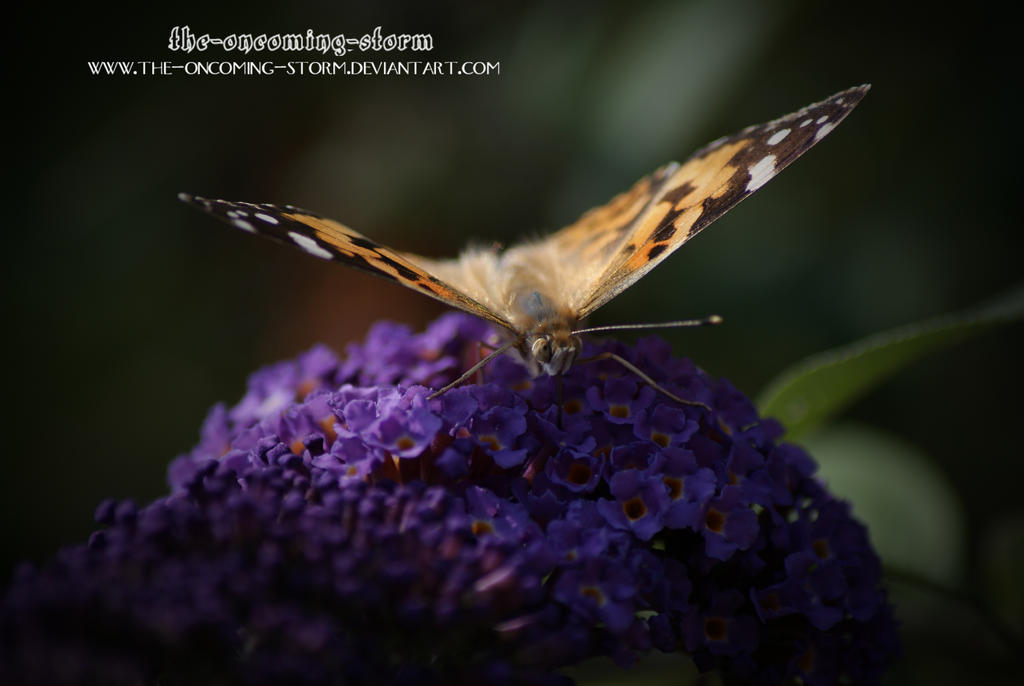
[1,313,898,685]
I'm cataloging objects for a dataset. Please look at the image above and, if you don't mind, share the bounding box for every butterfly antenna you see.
[427,340,518,400]
[576,351,712,411]
[572,315,722,336]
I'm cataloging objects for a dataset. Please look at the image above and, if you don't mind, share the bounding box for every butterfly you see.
[181,85,868,400]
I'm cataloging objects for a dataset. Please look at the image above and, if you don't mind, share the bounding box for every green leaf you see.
[980,512,1024,636]
[757,285,1024,440]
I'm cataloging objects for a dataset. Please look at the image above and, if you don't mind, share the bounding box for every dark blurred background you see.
[7,1,1022,682]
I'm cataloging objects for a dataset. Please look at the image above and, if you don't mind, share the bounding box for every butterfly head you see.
[525,328,582,376]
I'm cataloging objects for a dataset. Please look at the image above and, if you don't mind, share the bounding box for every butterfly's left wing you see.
[178,194,516,331]
[561,85,869,319]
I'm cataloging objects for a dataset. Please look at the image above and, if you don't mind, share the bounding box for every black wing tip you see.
[827,84,871,107]
[773,84,869,133]
[178,191,212,207]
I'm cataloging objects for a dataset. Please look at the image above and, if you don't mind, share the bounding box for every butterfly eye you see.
[531,337,552,364]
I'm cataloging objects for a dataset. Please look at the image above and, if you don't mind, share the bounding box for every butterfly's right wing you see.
[542,85,869,320]
[569,86,871,318]
[178,193,516,332]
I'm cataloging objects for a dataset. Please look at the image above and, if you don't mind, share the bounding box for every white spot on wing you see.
[254,212,279,225]
[814,122,837,141]
[766,128,790,145]
[746,154,777,192]
[232,219,256,233]
[816,115,828,124]
[799,118,812,127]
[289,231,333,259]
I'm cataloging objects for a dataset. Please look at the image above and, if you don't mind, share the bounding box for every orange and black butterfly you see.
[181,85,868,397]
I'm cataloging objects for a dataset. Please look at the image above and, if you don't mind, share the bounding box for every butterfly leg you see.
[427,340,518,400]
[576,352,712,412]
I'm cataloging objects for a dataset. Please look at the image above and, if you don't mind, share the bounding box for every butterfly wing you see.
[561,84,870,319]
[180,86,868,338]
[178,194,516,331]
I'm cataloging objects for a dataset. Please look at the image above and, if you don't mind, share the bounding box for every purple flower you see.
[634,402,699,447]
[698,485,760,560]
[552,557,637,635]
[657,447,717,530]
[468,386,529,468]
[598,469,671,541]
[545,447,603,493]
[1,313,898,685]
[333,386,441,458]
[585,377,656,424]
[682,589,760,659]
